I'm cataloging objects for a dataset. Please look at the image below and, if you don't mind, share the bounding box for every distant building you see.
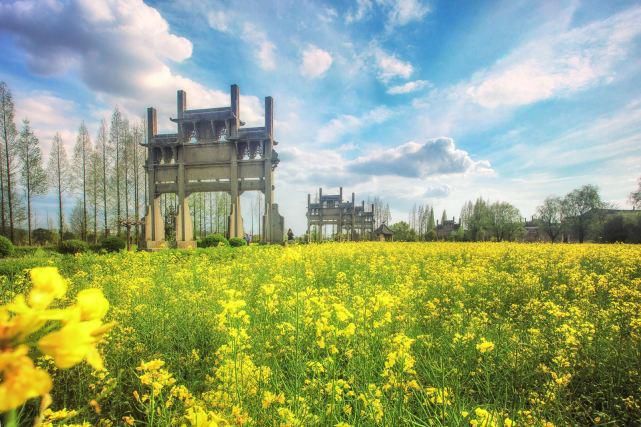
[374,223,394,241]
[436,217,460,239]
[522,216,545,242]
[306,187,375,241]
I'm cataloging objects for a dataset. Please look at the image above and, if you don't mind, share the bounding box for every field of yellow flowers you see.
[2,242,641,426]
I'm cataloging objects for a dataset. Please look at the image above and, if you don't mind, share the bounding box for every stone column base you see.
[176,240,197,249]
[143,240,167,251]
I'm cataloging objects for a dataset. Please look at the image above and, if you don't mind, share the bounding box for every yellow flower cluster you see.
[0,267,113,414]
[2,242,640,425]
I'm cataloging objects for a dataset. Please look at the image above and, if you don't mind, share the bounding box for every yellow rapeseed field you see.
[1,242,641,426]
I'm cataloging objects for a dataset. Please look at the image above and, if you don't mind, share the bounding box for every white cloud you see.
[409,5,641,140]
[300,45,333,78]
[207,10,230,33]
[385,0,430,28]
[424,184,451,198]
[465,6,641,109]
[0,0,265,130]
[241,23,277,71]
[346,0,373,23]
[204,9,277,71]
[319,7,338,23]
[351,137,493,178]
[14,91,80,156]
[387,79,430,94]
[498,100,641,170]
[0,0,192,91]
[316,106,393,143]
[346,0,428,28]
[374,48,413,82]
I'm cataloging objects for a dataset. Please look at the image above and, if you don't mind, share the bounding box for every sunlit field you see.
[2,242,641,426]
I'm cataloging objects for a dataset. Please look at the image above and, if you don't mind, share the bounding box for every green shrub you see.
[101,236,126,252]
[0,235,14,258]
[58,239,89,254]
[229,237,247,247]
[199,233,229,248]
[13,246,37,256]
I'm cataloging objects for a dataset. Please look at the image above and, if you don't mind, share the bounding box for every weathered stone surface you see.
[142,84,284,248]
[306,187,374,241]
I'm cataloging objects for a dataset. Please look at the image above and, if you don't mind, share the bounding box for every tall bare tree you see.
[0,82,17,241]
[110,108,123,235]
[630,176,641,210]
[132,120,145,240]
[47,133,71,241]
[536,196,564,243]
[73,122,91,241]
[88,142,101,243]
[17,119,47,245]
[122,117,131,229]
[96,119,109,235]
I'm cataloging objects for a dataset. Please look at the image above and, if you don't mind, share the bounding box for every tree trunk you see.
[57,145,63,241]
[133,134,139,241]
[0,148,5,236]
[3,113,13,243]
[115,125,121,236]
[102,134,108,236]
[25,148,31,245]
[82,133,87,241]
[124,131,129,232]
[93,163,98,244]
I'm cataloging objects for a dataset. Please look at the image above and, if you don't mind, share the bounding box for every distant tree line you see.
[0,80,151,245]
[389,181,641,243]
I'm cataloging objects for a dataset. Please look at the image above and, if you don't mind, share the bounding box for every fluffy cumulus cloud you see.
[374,48,413,82]
[465,6,641,109]
[0,0,191,95]
[300,45,333,78]
[350,137,493,178]
[0,0,265,129]
[387,79,430,94]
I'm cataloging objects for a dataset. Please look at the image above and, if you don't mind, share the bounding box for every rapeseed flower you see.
[0,345,52,411]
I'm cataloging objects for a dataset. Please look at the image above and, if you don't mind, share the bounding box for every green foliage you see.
[229,237,247,247]
[389,221,417,241]
[488,201,524,242]
[32,228,56,245]
[601,213,641,243]
[536,196,564,243]
[562,184,605,243]
[0,235,14,258]
[58,239,89,254]
[12,246,57,257]
[424,229,437,241]
[101,236,126,252]
[199,233,229,248]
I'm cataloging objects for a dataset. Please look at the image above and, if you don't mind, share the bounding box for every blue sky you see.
[1,0,640,233]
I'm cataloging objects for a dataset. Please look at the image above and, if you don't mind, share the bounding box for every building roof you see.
[374,223,393,235]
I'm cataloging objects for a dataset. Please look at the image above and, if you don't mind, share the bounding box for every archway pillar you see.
[143,197,166,250]
[176,196,196,248]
